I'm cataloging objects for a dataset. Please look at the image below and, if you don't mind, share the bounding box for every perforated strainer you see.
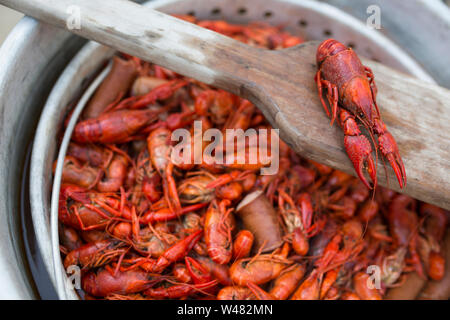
[29,0,436,299]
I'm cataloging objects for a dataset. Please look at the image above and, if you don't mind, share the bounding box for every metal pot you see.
[0,0,448,299]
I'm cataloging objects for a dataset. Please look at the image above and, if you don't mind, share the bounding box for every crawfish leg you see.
[339,109,377,189]
[364,66,378,99]
[364,66,381,119]
[164,162,182,214]
[315,70,339,125]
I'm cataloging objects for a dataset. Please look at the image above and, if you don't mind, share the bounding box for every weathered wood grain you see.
[2,0,450,209]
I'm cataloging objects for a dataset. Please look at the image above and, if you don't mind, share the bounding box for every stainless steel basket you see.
[25,0,445,299]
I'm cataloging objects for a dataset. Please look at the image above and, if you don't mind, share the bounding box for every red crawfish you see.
[173,263,192,283]
[185,257,215,285]
[290,269,322,300]
[353,272,382,300]
[58,184,107,231]
[278,190,320,256]
[217,286,255,300]
[194,89,234,125]
[177,171,216,204]
[291,223,364,300]
[59,156,100,189]
[204,199,235,264]
[63,239,126,269]
[184,257,218,296]
[82,268,163,297]
[97,153,129,193]
[315,39,406,189]
[207,170,257,201]
[65,144,128,192]
[72,109,161,144]
[139,202,207,225]
[195,256,233,286]
[269,264,306,300]
[114,79,188,110]
[80,229,109,243]
[246,281,276,300]
[419,203,447,280]
[147,127,182,215]
[245,263,306,300]
[229,243,292,286]
[153,230,203,272]
[291,234,345,300]
[387,194,425,278]
[59,184,133,231]
[59,224,83,254]
[144,280,218,299]
[232,230,254,260]
[127,225,178,258]
[67,142,113,168]
[125,229,203,273]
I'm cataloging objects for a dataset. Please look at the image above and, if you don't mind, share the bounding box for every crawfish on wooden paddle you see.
[315,39,406,189]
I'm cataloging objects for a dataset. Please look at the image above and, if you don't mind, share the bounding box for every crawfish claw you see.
[344,135,377,189]
[377,130,406,189]
[385,153,406,189]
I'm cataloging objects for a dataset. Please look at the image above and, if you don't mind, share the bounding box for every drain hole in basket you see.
[323,29,332,36]
[298,19,308,27]
[237,7,247,15]
[211,8,221,15]
[263,11,273,18]
[187,10,196,17]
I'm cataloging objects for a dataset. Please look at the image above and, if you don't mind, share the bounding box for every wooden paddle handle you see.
[0,0,255,92]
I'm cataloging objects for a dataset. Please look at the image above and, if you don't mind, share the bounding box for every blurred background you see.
[0,5,23,45]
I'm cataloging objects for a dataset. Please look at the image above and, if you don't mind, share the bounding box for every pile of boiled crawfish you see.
[57,16,449,300]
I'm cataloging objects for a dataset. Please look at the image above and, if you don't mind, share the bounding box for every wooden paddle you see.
[3,0,450,209]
